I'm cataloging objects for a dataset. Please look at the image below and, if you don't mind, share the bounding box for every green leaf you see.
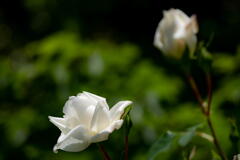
[179,124,202,147]
[147,131,176,160]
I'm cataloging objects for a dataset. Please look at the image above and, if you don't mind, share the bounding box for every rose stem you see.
[206,72,212,115]
[187,74,228,160]
[98,144,112,160]
[124,135,129,160]
[186,74,206,114]
[205,73,228,160]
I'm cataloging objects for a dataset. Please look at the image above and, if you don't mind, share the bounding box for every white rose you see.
[154,9,198,59]
[49,91,132,153]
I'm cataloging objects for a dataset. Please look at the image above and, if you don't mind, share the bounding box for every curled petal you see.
[49,116,69,134]
[153,26,163,50]
[54,137,90,153]
[90,102,110,133]
[62,96,80,118]
[83,91,109,110]
[110,101,132,121]
[91,120,123,143]
[63,96,96,128]
[82,91,105,101]
[53,125,90,153]
[186,35,197,57]
[185,15,198,56]
[188,15,198,34]
[104,120,124,133]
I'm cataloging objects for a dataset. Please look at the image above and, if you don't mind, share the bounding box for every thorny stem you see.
[124,135,129,160]
[187,74,228,160]
[98,144,112,160]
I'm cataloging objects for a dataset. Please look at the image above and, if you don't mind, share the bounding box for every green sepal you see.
[196,42,213,72]
[121,105,133,136]
[121,105,132,120]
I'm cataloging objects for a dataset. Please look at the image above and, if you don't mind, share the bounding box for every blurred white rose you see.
[154,9,198,59]
[49,91,132,153]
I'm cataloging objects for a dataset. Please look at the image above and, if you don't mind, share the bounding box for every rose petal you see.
[54,137,90,153]
[185,16,198,56]
[90,102,110,133]
[91,120,123,143]
[49,116,69,134]
[159,11,180,57]
[63,95,96,128]
[172,9,190,25]
[62,96,80,117]
[186,34,197,56]
[53,125,90,153]
[83,91,109,110]
[153,28,163,50]
[110,101,132,121]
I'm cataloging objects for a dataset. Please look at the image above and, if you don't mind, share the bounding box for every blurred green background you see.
[0,0,240,159]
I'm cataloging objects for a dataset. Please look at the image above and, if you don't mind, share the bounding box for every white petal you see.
[57,133,66,143]
[188,15,198,34]
[49,116,69,133]
[185,16,198,56]
[53,125,91,152]
[106,120,124,131]
[153,24,164,50]
[90,102,110,133]
[90,132,109,143]
[63,95,96,128]
[91,120,123,143]
[54,137,90,153]
[110,101,132,121]
[159,13,178,55]
[62,96,80,117]
[82,91,105,101]
[83,91,109,110]
[172,9,190,24]
[186,35,197,56]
